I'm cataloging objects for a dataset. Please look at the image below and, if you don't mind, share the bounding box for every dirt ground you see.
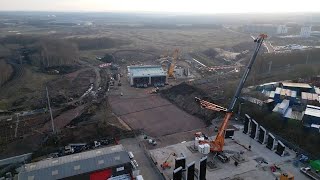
[108,94,206,137]
[41,105,87,132]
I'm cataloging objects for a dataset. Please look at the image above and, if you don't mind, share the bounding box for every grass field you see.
[84,27,252,52]
[0,65,57,110]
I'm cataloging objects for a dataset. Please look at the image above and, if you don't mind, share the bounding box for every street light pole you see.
[46,86,55,133]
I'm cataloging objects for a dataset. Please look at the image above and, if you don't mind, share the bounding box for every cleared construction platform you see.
[149,129,308,180]
[108,95,206,137]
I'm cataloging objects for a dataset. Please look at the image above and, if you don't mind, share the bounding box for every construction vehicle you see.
[217,153,230,163]
[161,152,176,170]
[194,34,267,152]
[148,139,157,146]
[150,87,160,94]
[64,145,75,155]
[280,172,294,180]
[168,49,179,78]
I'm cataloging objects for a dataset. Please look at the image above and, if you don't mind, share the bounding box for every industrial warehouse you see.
[127,65,167,88]
[18,145,134,180]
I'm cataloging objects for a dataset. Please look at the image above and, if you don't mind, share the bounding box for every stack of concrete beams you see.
[243,114,286,156]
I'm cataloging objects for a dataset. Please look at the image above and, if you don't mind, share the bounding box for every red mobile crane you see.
[195,34,267,152]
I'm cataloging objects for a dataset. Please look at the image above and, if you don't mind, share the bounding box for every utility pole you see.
[268,61,272,74]
[14,113,19,138]
[249,134,252,150]
[46,86,55,133]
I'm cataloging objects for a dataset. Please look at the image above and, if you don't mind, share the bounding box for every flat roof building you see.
[243,24,288,35]
[127,65,167,88]
[18,145,132,180]
[281,82,312,89]
[273,99,290,115]
[280,82,312,96]
[301,92,320,101]
[300,26,312,38]
[303,105,320,126]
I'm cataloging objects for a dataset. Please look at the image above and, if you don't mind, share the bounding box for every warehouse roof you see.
[18,145,130,180]
[269,91,275,98]
[279,99,290,109]
[128,65,167,77]
[304,105,320,118]
[301,92,319,101]
[280,89,291,96]
[281,82,312,89]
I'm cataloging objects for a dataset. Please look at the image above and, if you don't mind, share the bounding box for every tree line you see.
[30,39,79,69]
[0,60,13,86]
[0,35,130,69]
[69,37,128,51]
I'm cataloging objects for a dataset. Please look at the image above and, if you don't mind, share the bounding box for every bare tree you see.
[31,39,79,69]
[0,60,13,86]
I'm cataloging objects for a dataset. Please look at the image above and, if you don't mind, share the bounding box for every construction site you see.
[1,11,320,180]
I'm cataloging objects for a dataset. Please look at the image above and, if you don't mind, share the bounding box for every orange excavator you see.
[195,34,267,152]
[161,152,176,169]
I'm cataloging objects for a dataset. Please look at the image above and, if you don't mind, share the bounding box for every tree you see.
[0,60,13,86]
[30,39,79,69]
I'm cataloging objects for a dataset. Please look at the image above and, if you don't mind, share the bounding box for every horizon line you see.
[0,10,320,15]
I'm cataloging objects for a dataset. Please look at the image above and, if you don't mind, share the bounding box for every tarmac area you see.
[108,94,206,137]
[120,137,163,180]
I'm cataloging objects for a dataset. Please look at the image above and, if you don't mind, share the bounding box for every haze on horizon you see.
[1,0,319,14]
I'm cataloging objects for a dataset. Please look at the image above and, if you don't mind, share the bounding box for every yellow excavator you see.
[280,172,294,180]
[168,49,179,78]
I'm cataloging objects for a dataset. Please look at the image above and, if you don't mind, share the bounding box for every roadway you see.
[120,137,164,180]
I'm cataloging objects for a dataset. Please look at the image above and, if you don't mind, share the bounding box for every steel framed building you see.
[18,145,132,180]
[127,65,167,87]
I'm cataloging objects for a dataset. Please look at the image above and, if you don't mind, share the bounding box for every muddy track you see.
[78,60,101,90]
[64,60,101,106]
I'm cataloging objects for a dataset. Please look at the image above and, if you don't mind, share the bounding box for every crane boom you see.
[227,34,267,112]
[195,34,267,152]
[168,49,179,77]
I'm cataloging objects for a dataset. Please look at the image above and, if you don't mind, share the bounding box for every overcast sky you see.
[1,0,319,14]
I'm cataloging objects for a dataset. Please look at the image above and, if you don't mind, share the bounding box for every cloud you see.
[0,0,319,13]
